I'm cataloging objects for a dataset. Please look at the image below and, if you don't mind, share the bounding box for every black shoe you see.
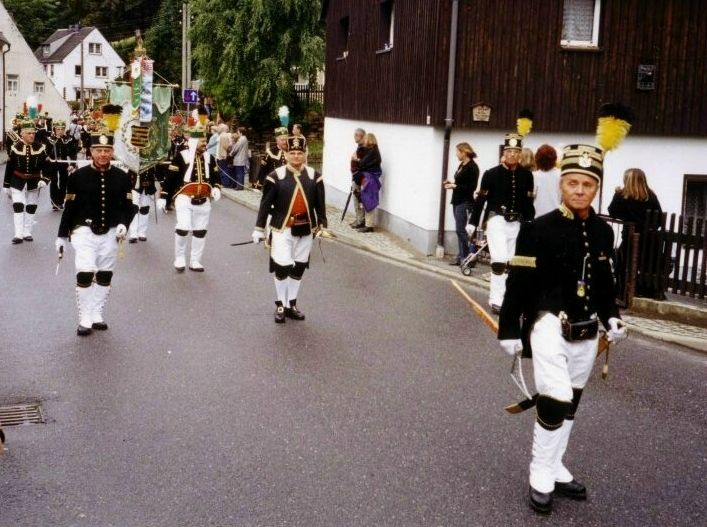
[175,266,185,273]
[274,305,287,324]
[449,260,461,266]
[138,236,147,242]
[189,266,205,272]
[285,305,306,321]
[129,238,138,244]
[349,221,364,229]
[491,304,502,314]
[529,486,553,515]
[358,227,375,233]
[92,322,108,331]
[11,237,23,244]
[77,325,93,336]
[555,480,587,500]
[23,235,33,242]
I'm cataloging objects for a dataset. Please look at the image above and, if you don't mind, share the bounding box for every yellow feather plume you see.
[596,117,632,152]
[517,117,532,137]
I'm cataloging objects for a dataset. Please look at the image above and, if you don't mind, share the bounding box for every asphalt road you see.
[0,188,705,526]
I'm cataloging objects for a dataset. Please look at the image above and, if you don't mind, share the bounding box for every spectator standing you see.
[229,127,249,190]
[356,133,383,233]
[349,128,367,228]
[444,142,479,265]
[608,168,665,299]
[533,144,562,217]
[216,124,232,188]
[206,124,219,158]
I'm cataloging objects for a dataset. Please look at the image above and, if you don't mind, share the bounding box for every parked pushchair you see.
[460,228,489,276]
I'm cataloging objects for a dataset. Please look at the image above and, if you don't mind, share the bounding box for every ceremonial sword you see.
[450,279,612,414]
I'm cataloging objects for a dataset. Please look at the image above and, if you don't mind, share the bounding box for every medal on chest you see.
[577,253,590,298]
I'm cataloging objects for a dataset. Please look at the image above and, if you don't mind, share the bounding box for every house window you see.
[95,66,108,78]
[6,74,18,92]
[379,0,394,51]
[50,64,54,77]
[561,0,601,48]
[33,82,45,94]
[337,16,350,60]
[42,45,50,57]
[88,42,102,55]
[75,65,82,76]
[683,175,707,221]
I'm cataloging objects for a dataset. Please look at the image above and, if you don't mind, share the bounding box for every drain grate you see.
[0,404,45,427]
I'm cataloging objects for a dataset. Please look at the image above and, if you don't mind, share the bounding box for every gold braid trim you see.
[509,255,536,268]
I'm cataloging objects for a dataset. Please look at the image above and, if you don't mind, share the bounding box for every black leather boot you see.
[555,480,587,500]
[77,325,93,336]
[529,486,553,515]
[285,300,306,321]
[274,303,286,324]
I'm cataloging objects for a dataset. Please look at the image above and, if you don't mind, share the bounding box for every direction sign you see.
[182,89,198,104]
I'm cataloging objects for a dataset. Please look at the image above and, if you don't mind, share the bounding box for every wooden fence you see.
[638,211,707,300]
[294,83,324,107]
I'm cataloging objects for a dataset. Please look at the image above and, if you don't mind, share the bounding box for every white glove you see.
[251,230,266,244]
[499,339,523,357]
[465,224,476,237]
[157,198,167,212]
[607,317,627,343]
[37,180,48,189]
[115,224,127,240]
[211,187,221,201]
[55,237,67,256]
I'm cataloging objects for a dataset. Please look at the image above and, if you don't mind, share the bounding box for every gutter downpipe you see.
[1,38,10,146]
[436,0,460,257]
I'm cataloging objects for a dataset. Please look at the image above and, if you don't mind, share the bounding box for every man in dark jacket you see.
[497,144,627,514]
[55,131,135,336]
[252,136,327,323]
[46,119,79,210]
[468,133,535,312]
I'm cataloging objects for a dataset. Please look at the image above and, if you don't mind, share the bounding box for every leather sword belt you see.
[287,213,312,237]
[176,181,212,202]
[286,213,309,228]
[13,170,41,180]
[559,311,599,342]
[503,211,522,222]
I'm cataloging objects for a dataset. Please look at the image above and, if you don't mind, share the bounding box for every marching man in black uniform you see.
[3,119,52,244]
[467,133,534,312]
[56,131,135,336]
[498,144,628,514]
[252,136,327,323]
[46,119,79,210]
[158,125,221,272]
[257,126,288,189]
[128,166,157,243]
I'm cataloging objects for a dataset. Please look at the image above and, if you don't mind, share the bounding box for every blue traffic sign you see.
[182,89,198,104]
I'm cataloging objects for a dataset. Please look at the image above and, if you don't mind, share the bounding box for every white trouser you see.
[11,187,40,238]
[129,191,152,238]
[270,228,314,267]
[528,312,598,492]
[174,194,211,266]
[271,228,314,306]
[485,215,521,307]
[71,226,118,273]
[71,226,119,327]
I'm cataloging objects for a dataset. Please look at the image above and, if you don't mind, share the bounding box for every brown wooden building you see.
[324,0,707,136]
[321,1,707,255]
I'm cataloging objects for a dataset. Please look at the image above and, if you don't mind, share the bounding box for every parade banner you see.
[131,60,142,111]
[140,59,154,123]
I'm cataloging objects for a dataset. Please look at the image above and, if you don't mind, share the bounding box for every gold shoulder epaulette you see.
[509,255,536,268]
[559,203,574,219]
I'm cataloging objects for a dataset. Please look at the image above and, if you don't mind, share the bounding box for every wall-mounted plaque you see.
[472,103,492,122]
[637,64,656,91]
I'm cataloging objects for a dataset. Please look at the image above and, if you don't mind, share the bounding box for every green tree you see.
[189,0,324,125]
[144,0,183,85]
[3,0,61,49]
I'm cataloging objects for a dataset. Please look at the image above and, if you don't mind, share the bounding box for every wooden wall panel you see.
[324,0,707,136]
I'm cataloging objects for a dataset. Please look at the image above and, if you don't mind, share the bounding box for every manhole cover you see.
[0,404,45,426]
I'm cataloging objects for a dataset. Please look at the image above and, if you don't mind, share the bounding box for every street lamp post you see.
[0,32,11,146]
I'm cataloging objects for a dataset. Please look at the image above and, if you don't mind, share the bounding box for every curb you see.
[223,190,705,354]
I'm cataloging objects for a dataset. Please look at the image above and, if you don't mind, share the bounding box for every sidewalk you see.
[222,187,707,354]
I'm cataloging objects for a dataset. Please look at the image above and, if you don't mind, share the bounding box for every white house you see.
[0,0,70,138]
[35,26,125,104]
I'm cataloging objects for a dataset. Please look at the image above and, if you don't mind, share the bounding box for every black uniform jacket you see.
[161,149,219,201]
[47,135,79,162]
[255,165,327,233]
[130,166,158,195]
[471,164,534,226]
[58,164,135,238]
[263,145,287,176]
[3,140,51,191]
[498,205,620,351]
